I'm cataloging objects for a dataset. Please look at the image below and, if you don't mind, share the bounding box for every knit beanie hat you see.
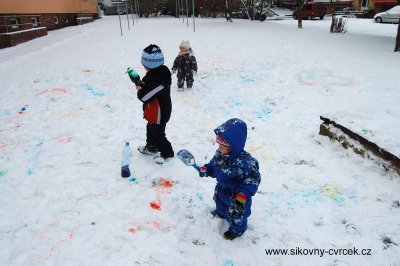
[179,40,190,50]
[141,44,164,69]
[216,135,230,149]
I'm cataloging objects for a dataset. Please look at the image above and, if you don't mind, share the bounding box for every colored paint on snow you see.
[58,137,72,143]
[26,138,44,175]
[150,200,162,210]
[149,178,174,211]
[38,88,68,95]
[322,182,345,202]
[129,177,136,182]
[223,260,234,266]
[45,224,82,260]
[298,70,355,87]
[0,170,7,177]
[81,84,105,97]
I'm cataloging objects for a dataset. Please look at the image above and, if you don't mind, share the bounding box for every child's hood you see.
[214,118,247,160]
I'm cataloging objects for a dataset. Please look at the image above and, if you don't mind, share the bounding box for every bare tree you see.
[297,0,302,28]
[224,0,233,21]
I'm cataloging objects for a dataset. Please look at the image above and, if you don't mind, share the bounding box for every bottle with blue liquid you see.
[121,142,132,178]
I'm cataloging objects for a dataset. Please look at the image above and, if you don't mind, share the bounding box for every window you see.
[361,0,368,9]
[66,16,69,23]
[10,18,20,29]
[32,17,38,27]
[54,16,59,24]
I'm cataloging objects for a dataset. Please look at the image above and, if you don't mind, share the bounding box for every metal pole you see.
[186,0,189,26]
[178,0,180,21]
[125,0,130,30]
[181,0,184,23]
[136,0,141,20]
[117,0,123,36]
[134,0,139,22]
[130,0,134,26]
[193,0,195,32]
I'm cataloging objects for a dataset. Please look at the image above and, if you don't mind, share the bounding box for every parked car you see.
[293,2,326,20]
[374,5,400,23]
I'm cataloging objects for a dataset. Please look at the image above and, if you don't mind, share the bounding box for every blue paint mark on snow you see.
[196,192,203,201]
[81,84,105,97]
[223,260,234,266]
[315,217,323,226]
[129,178,136,182]
[26,138,45,175]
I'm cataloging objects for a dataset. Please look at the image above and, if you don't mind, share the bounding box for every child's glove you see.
[233,192,247,210]
[171,70,176,75]
[192,70,197,76]
[199,166,207,177]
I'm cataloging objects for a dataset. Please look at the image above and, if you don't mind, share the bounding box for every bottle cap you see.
[126,142,129,146]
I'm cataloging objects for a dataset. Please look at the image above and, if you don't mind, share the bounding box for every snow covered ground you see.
[1,14,400,265]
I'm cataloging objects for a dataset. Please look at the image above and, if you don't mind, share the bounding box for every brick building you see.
[0,0,99,48]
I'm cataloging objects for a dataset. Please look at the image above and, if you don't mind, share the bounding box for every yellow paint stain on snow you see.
[322,182,342,201]
[247,144,278,162]
[195,121,217,130]
[177,97,199,108]
[60,108,84,118]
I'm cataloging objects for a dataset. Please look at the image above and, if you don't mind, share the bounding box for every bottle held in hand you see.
[126,67,144,87]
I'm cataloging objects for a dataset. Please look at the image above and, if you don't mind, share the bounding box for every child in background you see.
[171,40,198,91]
[132,44,174,164]
[199,118,261,240]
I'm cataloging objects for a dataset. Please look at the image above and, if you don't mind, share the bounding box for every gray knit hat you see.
[141,44,164,69]
[179,40,190,50]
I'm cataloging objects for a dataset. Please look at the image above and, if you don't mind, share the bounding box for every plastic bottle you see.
[126,67,144,87]
[121,142,132,178]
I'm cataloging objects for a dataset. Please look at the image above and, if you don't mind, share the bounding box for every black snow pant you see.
[146,122,174,158]
[177,70,194,88]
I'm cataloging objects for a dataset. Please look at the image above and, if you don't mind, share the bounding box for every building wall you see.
[0,0,98,14]
[0,0,99,47]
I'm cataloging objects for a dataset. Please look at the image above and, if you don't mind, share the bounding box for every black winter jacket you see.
[136,65,172,124]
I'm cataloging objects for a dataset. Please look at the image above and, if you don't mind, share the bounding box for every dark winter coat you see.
[171,51,197,75]
[204,118,261,209]
[136,65,172,125]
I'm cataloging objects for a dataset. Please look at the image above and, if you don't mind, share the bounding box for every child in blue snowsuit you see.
[200,118,261,240]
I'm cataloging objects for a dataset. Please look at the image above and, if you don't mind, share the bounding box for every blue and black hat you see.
[141,44,164,69]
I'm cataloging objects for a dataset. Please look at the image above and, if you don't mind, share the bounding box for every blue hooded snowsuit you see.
[203,118,261,236]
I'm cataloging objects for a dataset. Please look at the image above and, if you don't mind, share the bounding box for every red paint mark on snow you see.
[150,200,162,210]
[45,224,81,259]
[125,221,167,235]
[298,70,355,87]
[33,184,132,260]
[38,88,68,95]
[149,178,173,211]
[58,137,72,143]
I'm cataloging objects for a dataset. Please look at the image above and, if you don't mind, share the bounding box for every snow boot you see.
[210,210,224,219]
[154,154,174,164]
[223,231,238,241]
[138,145,158,155]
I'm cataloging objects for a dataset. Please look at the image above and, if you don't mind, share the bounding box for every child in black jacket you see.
[132,44,174,164]
[171,40,197,91]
